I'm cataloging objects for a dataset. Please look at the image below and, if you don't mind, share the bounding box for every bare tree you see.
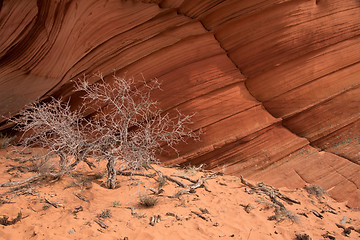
[4,74,197,189]
[75,74,197,188]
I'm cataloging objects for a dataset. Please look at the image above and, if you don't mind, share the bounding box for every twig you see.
[125,207,136,215]
[170,176,208,198]
[6,165,31,173]
[247,228,252,240]
[297,212,309,218]
[94,219,108,229]
[148,187,164,195]
[191,211,209,221]
[310,210,323,219]
[0,212,22,226]
[170,175,197,183]
[74,192,89,202]
[164,175,188,188]
[44,197,63,208]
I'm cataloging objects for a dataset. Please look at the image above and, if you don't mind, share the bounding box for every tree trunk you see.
[106,157,117,189]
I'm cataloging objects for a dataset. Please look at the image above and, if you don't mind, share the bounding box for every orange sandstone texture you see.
[0,0,360,208]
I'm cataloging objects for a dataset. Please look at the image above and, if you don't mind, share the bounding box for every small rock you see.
[296,233,312,240]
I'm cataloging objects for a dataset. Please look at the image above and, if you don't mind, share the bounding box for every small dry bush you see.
[304,184,326,198]
[256,197,298,223]
[139,194,158,207]
[0,133,14,149]
[97,209,111,219]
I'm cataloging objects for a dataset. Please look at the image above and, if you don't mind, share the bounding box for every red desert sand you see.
[0,147,359,240]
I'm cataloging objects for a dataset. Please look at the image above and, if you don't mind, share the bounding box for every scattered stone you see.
[73,206,83,214]
[296,233,312,240]
[166,212,176,217]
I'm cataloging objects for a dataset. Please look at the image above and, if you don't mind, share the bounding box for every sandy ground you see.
[0,147,359,240]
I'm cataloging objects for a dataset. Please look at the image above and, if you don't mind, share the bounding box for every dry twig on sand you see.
[74,192,90,202]
[44,197,63,208]
[0,171,66,188]
[94,219,108,229]
[241,175,300,222]
[0,212,23,226]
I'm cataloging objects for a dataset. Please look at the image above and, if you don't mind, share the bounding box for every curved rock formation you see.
[1,0,360,207]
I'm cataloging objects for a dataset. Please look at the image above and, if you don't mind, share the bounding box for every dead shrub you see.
[0,133,14,149]
[97,209,111,219]
[3,74,198,189]
[139,194,158,207]
[304,184,326,198]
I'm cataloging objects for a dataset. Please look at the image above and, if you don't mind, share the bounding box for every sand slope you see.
[0,147,359,240]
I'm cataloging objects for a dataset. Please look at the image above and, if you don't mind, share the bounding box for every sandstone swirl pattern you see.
[0,0,359,207]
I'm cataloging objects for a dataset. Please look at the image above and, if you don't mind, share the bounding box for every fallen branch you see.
[0,174,42,187]
[0,171,66,188]
[116,167,217,198]
[170,175,209,198]
[94,219,108,229]
[148,187,164,195]
[310,210,323,219]
[240,176,300,206]
[44,197,63,208]
[170,175,197,184]
[191,210,209,221]
[335,223,356,236]
[74,192,90,202]
[164,175,188,188]
[0,212,22,226]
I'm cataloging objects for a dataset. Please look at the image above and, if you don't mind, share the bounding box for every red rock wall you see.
[1,0,359,207]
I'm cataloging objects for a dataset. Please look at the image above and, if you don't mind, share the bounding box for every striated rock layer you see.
[0,0,359,207]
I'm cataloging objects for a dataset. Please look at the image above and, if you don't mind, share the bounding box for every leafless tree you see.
[4,74,197,189]
[75,74,197,188]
